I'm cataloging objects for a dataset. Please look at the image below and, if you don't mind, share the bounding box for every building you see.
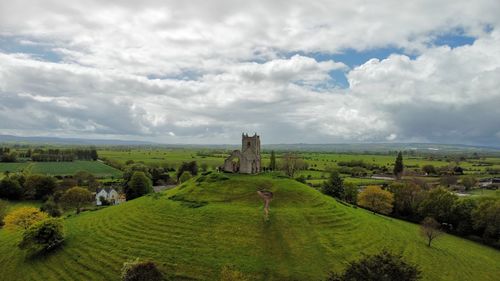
[96,188,125,205]
[223,133,261,174]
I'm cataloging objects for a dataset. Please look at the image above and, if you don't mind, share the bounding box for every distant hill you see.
[1,134,498,154]
[1,174,498,280]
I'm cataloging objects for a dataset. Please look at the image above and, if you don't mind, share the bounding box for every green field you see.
[0,161,122,178]
[0,174,498,280]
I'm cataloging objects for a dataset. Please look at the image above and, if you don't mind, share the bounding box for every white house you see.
[96,188,125,206]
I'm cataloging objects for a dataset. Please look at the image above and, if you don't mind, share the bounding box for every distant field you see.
[0,161,122,178]
[1,174,499,280]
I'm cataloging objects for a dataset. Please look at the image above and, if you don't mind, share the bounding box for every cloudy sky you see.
[1,0,499,145]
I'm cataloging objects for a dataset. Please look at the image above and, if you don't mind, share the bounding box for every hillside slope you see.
[0,174,499,280]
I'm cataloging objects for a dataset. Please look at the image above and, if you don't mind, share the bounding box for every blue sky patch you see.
[0,36,62,62]
[431,33,475,48]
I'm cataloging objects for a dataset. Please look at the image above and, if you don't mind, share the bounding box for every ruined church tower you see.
[223,133,261,174]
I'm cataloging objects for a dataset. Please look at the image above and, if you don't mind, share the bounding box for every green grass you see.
[0,161,122,178]
[0,174,498,281]
[469,189,500,198]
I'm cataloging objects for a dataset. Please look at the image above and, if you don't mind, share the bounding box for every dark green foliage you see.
[123,164,152,186]
[269,150,277,171]
[18,218,65,256]
[121,259,163,281]
[326,250,421,281]
[24,175,57,200]
[421,165,436,175]
[322,171,344,199]
[343,182,358,205]
[125,172,153,200]
[176,161,198,179]
[450,198,477,235]
[472,199,500,244]
[388,182,423,218]
[393,152,404,179]
[295,175,306,184]
[0,177,23,200]
[0,199,7,226]
[418,188,457,223]
[40,198,63,217]
[61,187,93,214]
[0,147,17,162]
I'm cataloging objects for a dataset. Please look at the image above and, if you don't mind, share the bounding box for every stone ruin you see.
[223,133,261,174]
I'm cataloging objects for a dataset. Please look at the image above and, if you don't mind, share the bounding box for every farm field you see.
[0,174,499,281]
[0,161,122,178]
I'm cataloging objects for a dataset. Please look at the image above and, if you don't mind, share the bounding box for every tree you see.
[461,176,477,191]
[269,151,277,171]
[179,171,192,183]
[41,198,63,217]
[18,218,64,256]
[326,250,421,281]
[322,171,344,199]
[450,198,477,235]
[472,199,500,243]
[393,152,404,179]
[61,187,93,214]
[388,182,423,217]
[420,217,443,247]
[440,175,458,187]
[343,182,359,205]
[281,153,306,177]
[176,161,198,180]
[3,207,49,230]
[121,259,163,281]
[0,177,23,200]
[421,165,436,175]
[24,175,57,200]
[358,186,394,214]
[418,188,457,223]
[125,172,153,200]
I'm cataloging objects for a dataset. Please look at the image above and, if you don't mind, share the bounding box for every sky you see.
[0,0,499,146]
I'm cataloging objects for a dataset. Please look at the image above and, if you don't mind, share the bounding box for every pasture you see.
[0,174,499,281]
[0,161,122,178]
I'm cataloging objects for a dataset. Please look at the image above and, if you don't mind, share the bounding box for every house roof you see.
[96,187,116,194]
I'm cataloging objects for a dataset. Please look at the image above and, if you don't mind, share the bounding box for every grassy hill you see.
[0,174,499,280]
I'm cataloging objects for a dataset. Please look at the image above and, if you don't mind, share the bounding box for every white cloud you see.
[0,1,499,145]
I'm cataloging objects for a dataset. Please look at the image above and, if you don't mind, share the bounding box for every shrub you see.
[121,258,163,281]
[4,207,49,230]
[40,198,63,217]
[0,199,8,226]
[327,250,421,281]
[125,172,153,200]
[24,175,57,200]
[322,171,344,199]
[0,177,23,200]
[179,171,192,183]
[18,218,64,256]
[61,187,93,214]
[358,186,394,214]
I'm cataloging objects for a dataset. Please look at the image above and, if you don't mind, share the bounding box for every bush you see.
[18,218,64,256]
[121,258,163,281]
[327,250,421,281]
[125,172,153,200]
[0,177,23,200]
[0,199,7,226]
[40,198,63,217]
[4,207,49,230]
[179,171,192,183]
[24,175,57,200]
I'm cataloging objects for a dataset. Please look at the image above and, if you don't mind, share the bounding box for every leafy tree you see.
[179,171,192,183]
[358,186,394,214]
[393,152,404,179]
[450,198,477,235]
[73,171,99,190]
[61,187,93,214]
[461,176,477,191]
[24,175,57,200]
[125,172,153,200]
[388,182,423,217]
[269,151,277,171]
[40,198,63,217]
[472,199,500,243]
[176,161,198,180]
[421,165,436,175]
[440,175,458,187]
[326,250,421,281]
[281,153,306,177]
[343,182,359,205]
[322,171,344,199]
[121,258,163,281]
[220,265,248,281]
[0,177,23,200]
[420,217,443,247]
[418,188,457,223]
[3,207,49,230]
[18,218,64,256]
